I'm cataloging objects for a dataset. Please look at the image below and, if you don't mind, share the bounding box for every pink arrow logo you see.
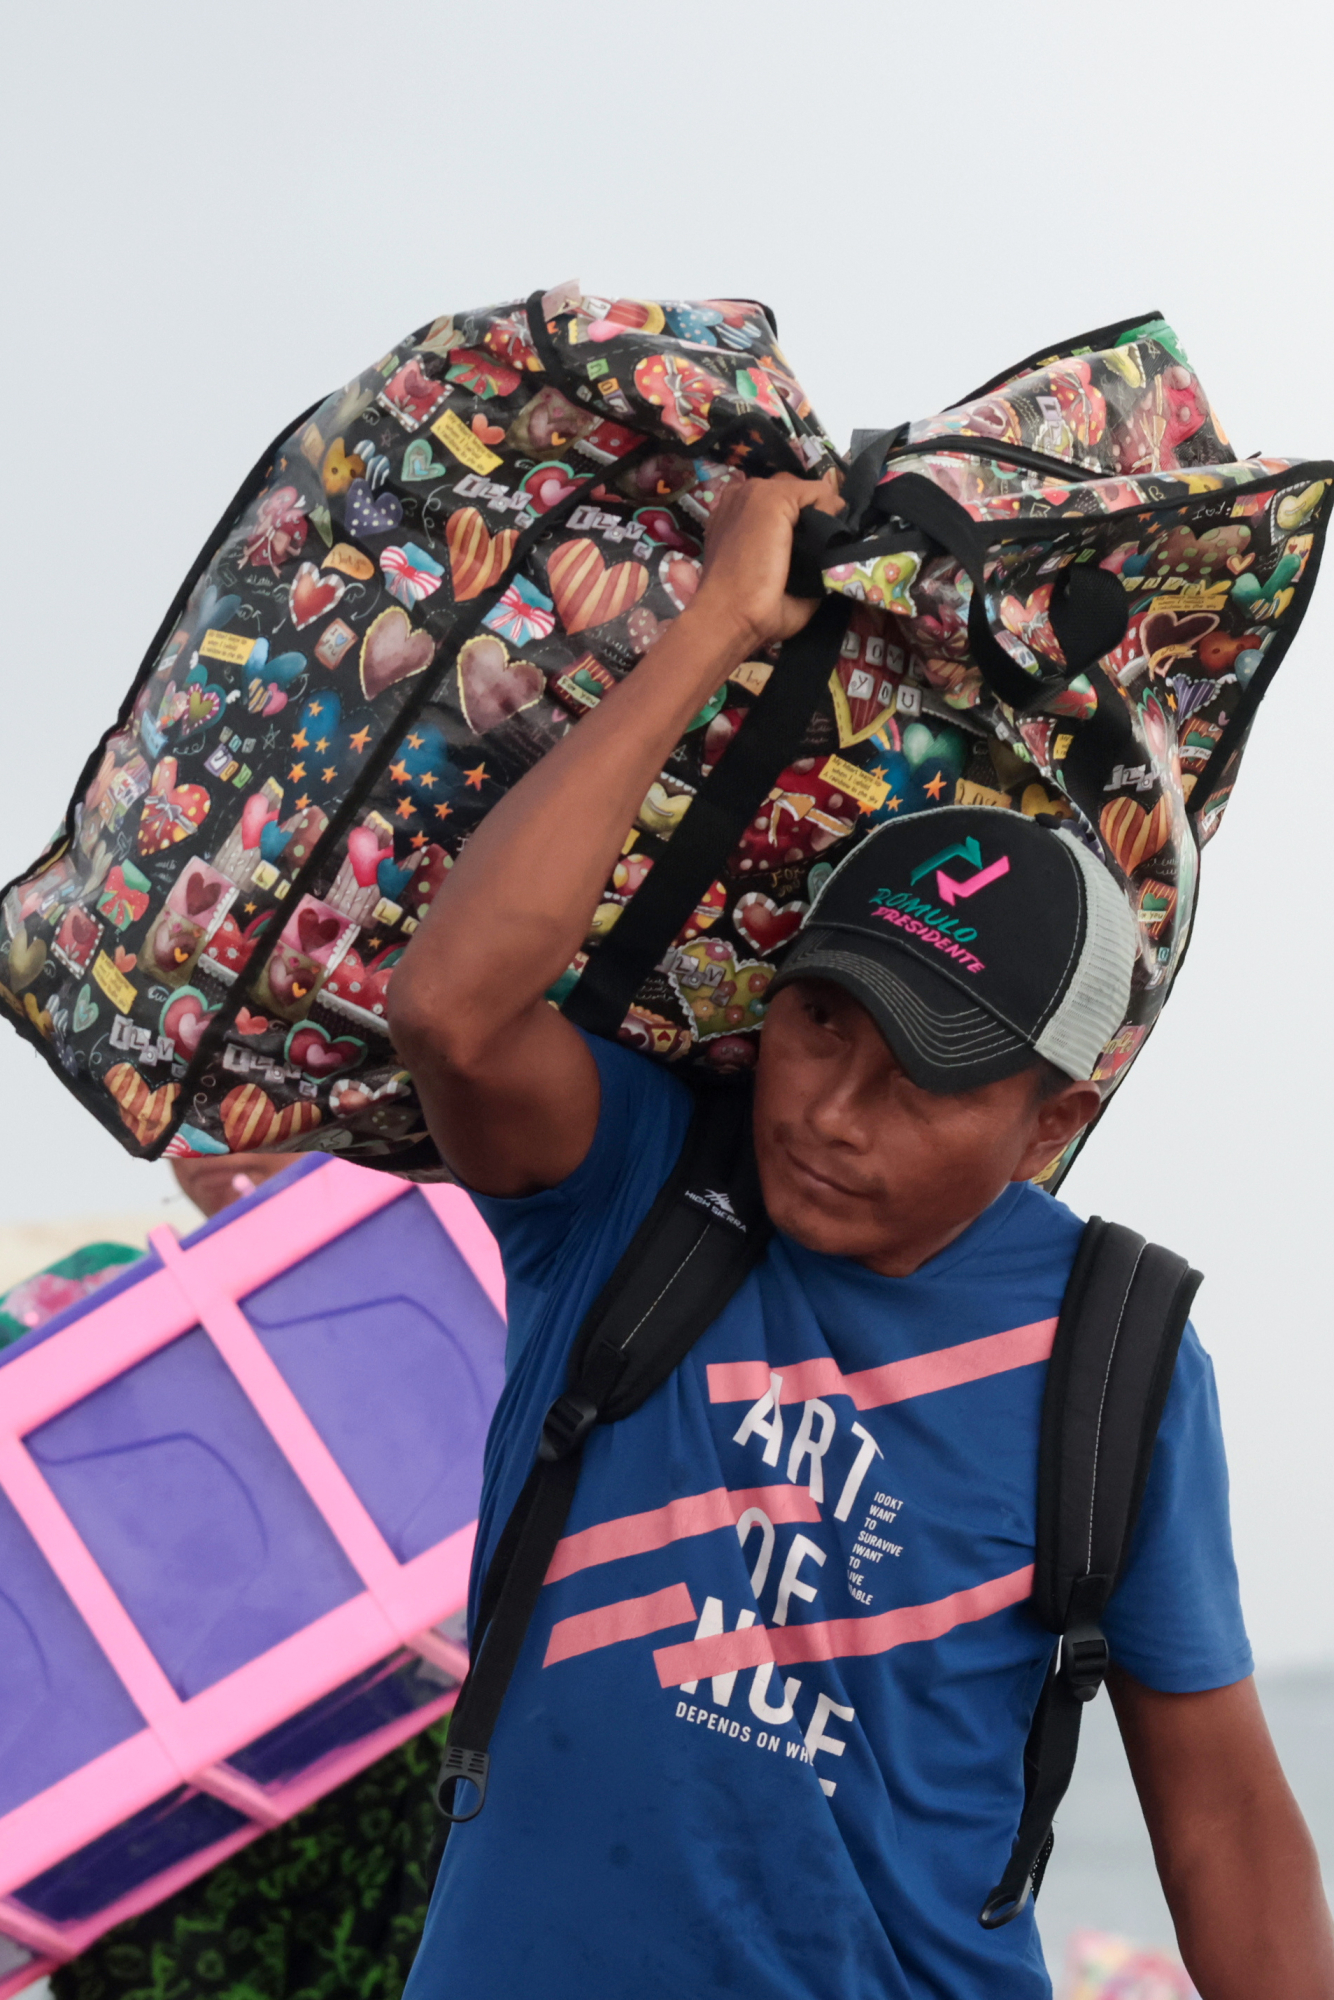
[935,855,1010,905]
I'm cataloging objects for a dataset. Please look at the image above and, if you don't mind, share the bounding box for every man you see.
[390,474,1334,1997]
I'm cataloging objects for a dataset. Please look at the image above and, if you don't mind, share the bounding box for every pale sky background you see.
[1,0,1331,1668]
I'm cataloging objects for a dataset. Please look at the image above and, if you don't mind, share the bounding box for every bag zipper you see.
[883,436,1098,483]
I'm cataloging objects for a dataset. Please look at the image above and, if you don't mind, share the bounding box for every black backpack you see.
[432,1085,1200,1927]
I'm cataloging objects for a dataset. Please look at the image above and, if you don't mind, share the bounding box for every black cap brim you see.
[768,926,1038,1094]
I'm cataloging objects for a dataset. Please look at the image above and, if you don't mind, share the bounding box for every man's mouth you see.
[780,1141,874,1203]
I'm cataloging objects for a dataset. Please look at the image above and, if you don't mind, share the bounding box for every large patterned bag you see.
[2,291,1328,1184]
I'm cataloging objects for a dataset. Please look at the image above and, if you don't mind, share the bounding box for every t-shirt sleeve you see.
[1101,1322,1253,1693]
[468,1030,695,1372]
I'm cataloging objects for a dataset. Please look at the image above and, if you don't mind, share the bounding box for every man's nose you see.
[805,1055,876,1148]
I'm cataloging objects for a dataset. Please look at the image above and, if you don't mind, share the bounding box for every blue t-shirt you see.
[408,1035,1250,2000]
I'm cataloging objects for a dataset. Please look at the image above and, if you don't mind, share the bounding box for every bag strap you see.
[560,418,892,1040]
[861,472,1129,711]
[434,1082,773,1838]
[561,593,854,1039]
[979,1217,1201,1928]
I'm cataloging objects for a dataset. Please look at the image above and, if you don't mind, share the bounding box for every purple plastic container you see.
[0,1157,504,1988]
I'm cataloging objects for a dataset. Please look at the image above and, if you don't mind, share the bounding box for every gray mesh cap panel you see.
[1033,831,1138,1080]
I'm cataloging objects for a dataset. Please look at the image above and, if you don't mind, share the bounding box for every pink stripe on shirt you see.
[705,1319,1058,1412]
[651,1565,1034,1686]
[546,1484,822,1585]
[544,1582,696,1667]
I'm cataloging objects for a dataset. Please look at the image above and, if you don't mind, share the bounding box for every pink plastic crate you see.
[0,1157,505,1991]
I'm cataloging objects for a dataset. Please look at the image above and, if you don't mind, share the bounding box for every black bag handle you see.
[783,429,903,597]
[564,432,937,1042]
[834,470,1129,714]
[523,286,862,1043]
[562,592,854,1039]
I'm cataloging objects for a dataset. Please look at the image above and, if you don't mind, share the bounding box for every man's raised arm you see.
[387,471,842,1196]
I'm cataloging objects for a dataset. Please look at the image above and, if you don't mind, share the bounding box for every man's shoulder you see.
[955,1177,1088,1288]
[587,1025,697,1122]
[471,1032,696,1268]
[1010,1178,1088,1248]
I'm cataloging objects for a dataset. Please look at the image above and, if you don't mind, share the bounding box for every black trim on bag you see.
[0,400,330,1132]
[1188,482,1333,819]
[960,310,1165,403]
[879,458,1334,547]
[523,292,826,482]
[523,288,569,381]
[0,398,325,914]
[885,437,1092,483]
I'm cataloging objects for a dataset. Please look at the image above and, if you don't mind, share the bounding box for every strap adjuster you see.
[435,1745,490,1822]
[539,1392,598,1461]
[1059,1624,1109,1702]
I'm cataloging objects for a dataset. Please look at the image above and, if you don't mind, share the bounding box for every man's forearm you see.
[389,597,755,1065]
[1111,1671,1334,1999]
[1163,1782,1333,1999]
[385,470,839,1190]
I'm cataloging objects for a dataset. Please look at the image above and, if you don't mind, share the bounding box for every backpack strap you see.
[434,1082,772,1840]
[979,1217,1202,1928]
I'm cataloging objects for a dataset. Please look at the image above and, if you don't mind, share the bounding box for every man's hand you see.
[694,468,845,654]
[171,1150,291,1217]
[1111,1668,1334,1997]
[388,469,836,1194]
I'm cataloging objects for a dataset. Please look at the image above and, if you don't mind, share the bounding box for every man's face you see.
[753,980,1099,1277]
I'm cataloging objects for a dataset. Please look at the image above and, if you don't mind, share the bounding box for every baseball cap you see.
[768,805,1138,1093]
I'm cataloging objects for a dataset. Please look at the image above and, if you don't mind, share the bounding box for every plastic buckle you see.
[435,1745,490,1823]
[539,1393,598,1462]
[1060,1624,1109,1703]
[979,1825,1057,1929]
[978,1878,1032,1930]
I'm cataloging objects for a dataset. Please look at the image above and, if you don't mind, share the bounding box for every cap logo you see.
[909,837,1011,908]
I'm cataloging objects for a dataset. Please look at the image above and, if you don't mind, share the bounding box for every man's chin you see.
[760,1172,875,1262]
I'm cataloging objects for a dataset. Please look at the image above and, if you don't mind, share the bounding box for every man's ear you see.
[1012,1080,1103,1183]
